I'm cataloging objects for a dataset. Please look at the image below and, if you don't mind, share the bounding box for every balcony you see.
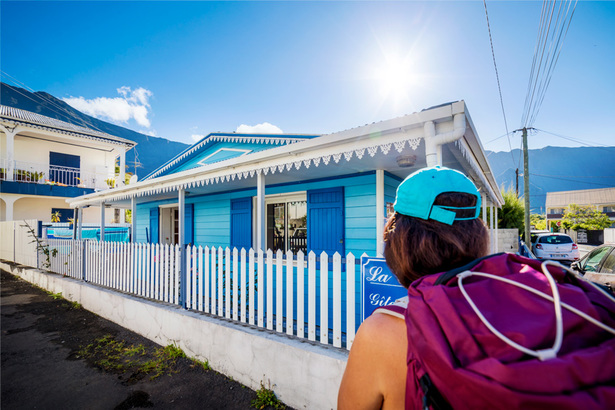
[0,158,112,190]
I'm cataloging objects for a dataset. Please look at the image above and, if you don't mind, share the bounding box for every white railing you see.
[0,158,111,189]
[39,239,359,350]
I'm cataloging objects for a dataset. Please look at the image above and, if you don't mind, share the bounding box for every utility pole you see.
[522,127,530,244]
[515,168,519,197]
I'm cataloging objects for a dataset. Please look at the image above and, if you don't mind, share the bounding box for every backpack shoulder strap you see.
[374,296,408,319]
[434,253,507,285]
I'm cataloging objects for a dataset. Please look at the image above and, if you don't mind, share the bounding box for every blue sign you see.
[361,256,407,321]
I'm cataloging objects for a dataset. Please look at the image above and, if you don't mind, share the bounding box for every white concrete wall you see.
[0,220,38,266]
[497,228,519,253]
[0,262,347,410]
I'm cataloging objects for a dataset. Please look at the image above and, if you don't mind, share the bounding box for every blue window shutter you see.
[231,197,252,250]
[185,203,194,245]
[149,207,159,244]
[307,187,344,255]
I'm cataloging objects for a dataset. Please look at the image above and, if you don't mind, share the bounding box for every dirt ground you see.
[1,269,290,410]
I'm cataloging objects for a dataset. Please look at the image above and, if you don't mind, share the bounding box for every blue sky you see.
[2,1,614,163]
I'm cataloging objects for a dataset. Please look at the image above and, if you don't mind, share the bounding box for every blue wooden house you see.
[66,101,505,343]
[68,101,504,256]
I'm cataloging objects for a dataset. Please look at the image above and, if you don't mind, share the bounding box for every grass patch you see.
[252,380,285,410]
[191,357,211,371]
[70,300,83,309]
[48,291,63,300]
[78,336,193,381]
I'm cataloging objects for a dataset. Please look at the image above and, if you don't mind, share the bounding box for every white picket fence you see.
[40,239,359,350]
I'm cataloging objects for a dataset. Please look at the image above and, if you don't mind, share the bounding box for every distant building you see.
[546,187,615,228]
[0,105,136,222]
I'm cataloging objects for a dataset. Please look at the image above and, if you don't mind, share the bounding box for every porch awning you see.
[67,101,504,209]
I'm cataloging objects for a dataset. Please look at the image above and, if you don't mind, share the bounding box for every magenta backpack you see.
[402,252,615,410]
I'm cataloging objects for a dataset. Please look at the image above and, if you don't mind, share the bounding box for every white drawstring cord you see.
[457,260,615,361]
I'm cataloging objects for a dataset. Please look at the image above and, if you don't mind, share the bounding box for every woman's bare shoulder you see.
[338,311,407,410]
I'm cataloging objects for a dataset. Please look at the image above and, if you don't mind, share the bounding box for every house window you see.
[549,208,565,215]
[265,193,307,253]
[603,206,615,213]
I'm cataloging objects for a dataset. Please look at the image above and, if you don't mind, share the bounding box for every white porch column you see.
[494,206,499,253]
[131,196,136,243]
[178,188,187,308]
[119,149,126,186]
[77,207,83,241]
[256,171,265,251]
[178,188,185,247]
[376,169,385,256]
[100,202,106,241]
[4,127,17,181]
[489,204,494,254]
[4,196,16,221]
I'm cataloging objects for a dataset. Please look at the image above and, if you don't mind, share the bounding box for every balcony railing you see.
[0,158,112,190]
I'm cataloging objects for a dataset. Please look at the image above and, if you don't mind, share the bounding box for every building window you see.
[603,206,615,213]
[265,193,307,254]
[549,208,565,215]
[49,152,80,186]
[51,208,74,223]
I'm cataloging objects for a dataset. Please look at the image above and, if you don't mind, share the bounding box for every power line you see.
[534,128,615,149]
[521,0,577,128]
[482,0,514,166]
[1,71,107,134]
[530,172,615,187]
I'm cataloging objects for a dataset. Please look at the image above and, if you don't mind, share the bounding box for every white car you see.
[531,233,580,262]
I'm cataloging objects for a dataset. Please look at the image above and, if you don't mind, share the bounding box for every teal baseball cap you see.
[393,166,481,225]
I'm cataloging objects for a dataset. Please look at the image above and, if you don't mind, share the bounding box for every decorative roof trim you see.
[145,133,314,180]
[69,135,423,204]
[0,105,136,147]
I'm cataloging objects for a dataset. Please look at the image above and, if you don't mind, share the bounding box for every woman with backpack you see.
[338,166,615,409]
[338,166,489,409]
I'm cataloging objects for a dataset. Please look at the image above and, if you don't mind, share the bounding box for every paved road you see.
[1,269,287,410]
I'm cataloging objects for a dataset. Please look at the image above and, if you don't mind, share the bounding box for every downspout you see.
[424,113,466,167]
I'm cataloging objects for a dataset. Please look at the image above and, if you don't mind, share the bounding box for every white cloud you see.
[63,86,154,128]
[236,122,283,134]
[191,134,205,142]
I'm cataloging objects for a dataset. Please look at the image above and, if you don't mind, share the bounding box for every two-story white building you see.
[0,105,136,223]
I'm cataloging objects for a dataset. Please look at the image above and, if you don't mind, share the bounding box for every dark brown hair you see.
[383,192,489,287]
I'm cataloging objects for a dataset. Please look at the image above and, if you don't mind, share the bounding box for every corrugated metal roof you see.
[0,105,136,147]
[546,187,615,207]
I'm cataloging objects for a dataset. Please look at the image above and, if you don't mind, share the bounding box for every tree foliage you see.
[530,214,546,230]
[561,204,612,231]
[497,187,524,232]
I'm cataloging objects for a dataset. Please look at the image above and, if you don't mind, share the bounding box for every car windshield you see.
[538,235,573,244]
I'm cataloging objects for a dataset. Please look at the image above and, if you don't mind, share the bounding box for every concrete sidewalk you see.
[1,269,287,410]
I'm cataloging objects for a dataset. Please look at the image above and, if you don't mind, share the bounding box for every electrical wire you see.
[1,71,107,134]
[521,0,578,128]
[534,128,615,149]
[530,173,615,187]
[482,0,514,167]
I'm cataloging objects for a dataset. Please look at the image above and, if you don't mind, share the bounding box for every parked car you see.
[571,244,615,292]
[531,233,580,263]
[571,245,615,275]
